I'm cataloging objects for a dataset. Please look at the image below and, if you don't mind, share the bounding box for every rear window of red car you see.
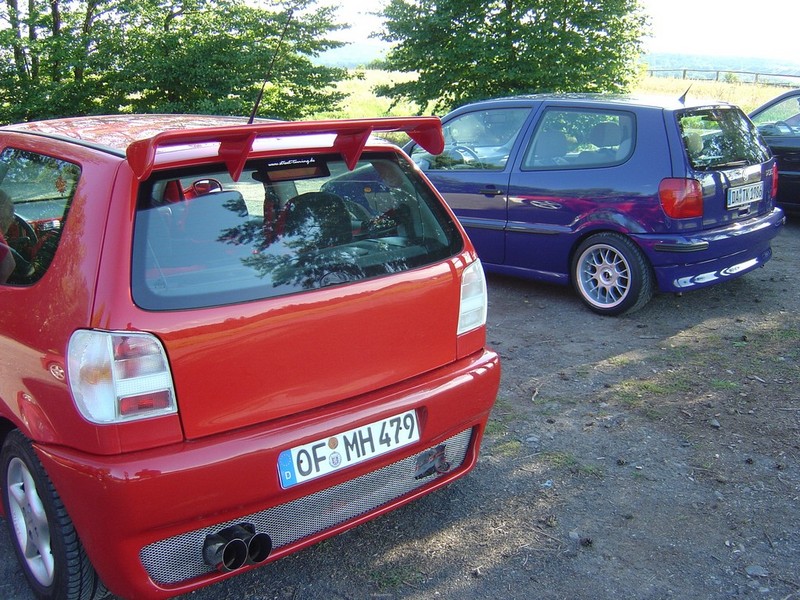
[132,152,462,310]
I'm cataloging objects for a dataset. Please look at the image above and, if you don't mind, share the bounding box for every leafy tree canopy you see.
[0,0,348,124]
[377,0,649,113]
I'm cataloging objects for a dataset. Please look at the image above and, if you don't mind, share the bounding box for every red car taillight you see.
[457,260,487,335]
[67,330,177,423]
[658,178,704,219]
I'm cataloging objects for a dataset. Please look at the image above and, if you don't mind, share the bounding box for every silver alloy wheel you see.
[576,242,631,309]
[7,456,55,586]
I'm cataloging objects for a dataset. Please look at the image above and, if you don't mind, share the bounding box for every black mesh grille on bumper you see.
[139,428,473,585]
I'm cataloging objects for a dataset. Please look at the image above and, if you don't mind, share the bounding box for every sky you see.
[640,0,795,62]
[324,0,798,66]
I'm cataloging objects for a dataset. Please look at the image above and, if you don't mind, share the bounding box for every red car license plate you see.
[277,410,420,488]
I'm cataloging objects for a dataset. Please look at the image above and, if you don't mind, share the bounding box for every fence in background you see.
[647,68,800,87]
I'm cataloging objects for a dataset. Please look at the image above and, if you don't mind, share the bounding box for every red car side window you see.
[0,148,81,285]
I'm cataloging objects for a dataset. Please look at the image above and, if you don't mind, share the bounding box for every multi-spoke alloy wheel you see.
[572,232,653,316]
[7,456,55,586]
[1,430,107,600]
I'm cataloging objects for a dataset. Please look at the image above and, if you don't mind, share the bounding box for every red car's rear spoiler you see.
[125,117,444,181]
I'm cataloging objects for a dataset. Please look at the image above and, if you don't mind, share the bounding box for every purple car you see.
[404,95,785,315]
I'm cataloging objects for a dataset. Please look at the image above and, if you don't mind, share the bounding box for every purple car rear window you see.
[678,107,770,170]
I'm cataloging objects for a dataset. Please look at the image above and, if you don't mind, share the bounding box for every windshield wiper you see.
[713,160,749,168]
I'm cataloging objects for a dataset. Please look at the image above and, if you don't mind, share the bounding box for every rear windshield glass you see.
[132,152,462,310]
[678,107,770,170]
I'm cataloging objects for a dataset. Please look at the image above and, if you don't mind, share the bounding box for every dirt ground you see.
[2,221,798,600]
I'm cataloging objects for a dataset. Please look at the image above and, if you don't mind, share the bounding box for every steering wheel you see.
[9,247,33,278]
[452,145,484,169]
[12,214,37,246]
[7,214,37,278]
[318,263,365,287]
[770,120,795,134]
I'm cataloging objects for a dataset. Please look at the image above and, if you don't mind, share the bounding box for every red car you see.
[0,115,500,599]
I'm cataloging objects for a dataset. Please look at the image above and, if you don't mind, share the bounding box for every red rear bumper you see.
[35,349,500,599]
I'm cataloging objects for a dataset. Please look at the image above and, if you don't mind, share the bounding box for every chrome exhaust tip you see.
[202,522,272,571]
[245,529,273,565]
[202,525,250,572]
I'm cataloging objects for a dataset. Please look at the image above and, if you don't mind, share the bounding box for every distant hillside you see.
[642,53,800,75]
[316,44,800,81]
[644,52,800,74]
[643,53,800,87]
[317,41,388,68]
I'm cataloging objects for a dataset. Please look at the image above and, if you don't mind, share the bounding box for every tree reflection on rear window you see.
[678,108,770,170]
[132,153,462,310]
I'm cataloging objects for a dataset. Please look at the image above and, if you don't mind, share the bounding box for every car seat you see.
[684,133,704,160]
[573,122,624,166]
[528,130,568,167]
[176,191,251,265]
[588,121,623,148]
[163,179,186,203]
[280,192,352,249]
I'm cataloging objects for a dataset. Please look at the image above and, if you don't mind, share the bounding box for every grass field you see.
[315,70,789,119]
[635,76,786,112]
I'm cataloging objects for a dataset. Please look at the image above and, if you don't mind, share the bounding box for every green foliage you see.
[0,0,348,124]
[377,0,649,113]
[366,57,390,70]
[722,72,740,84]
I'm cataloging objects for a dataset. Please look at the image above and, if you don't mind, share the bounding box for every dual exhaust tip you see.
[202,523,272,572]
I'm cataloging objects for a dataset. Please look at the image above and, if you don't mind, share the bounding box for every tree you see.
[0,0,119,120]
[115,0,348,118]
[377,0,649,113]
[0,0,347,124]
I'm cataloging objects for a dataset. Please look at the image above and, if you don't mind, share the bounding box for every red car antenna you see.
[248,9,294,125]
